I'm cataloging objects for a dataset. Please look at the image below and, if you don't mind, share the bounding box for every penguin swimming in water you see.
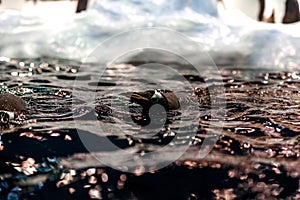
[130,90,180,126]
[0,93,27,128]
[130,90,180,114]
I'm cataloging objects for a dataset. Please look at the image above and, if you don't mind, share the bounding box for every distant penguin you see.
[76,0,88,13]
[76,0,95,13]
[283,0,300,23]
[218,0,300,23]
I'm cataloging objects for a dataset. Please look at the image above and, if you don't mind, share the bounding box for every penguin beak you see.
[130,92,153,107]
[130,93,150,102]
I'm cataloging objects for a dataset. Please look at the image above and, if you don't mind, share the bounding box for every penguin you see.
[0,93,27,128]
[76,0,88,13]
[218,0,300,23]
[130,90,180,114]
[283,0,300,23]
[130,90,180,126]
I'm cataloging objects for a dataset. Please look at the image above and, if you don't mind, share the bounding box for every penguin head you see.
[130,90,167,112]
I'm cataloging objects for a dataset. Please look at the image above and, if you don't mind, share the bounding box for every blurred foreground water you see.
[0,0,300,199]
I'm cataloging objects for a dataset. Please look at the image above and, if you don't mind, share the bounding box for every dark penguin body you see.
[283,0,300,23]
[0,93,27,128]
[0,93,27,114]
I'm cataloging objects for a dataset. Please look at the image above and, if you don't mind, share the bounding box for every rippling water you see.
[0,55,299,199]
[1,0,300,199]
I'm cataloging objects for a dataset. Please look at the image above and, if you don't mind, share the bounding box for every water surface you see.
[0,56,299,199]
